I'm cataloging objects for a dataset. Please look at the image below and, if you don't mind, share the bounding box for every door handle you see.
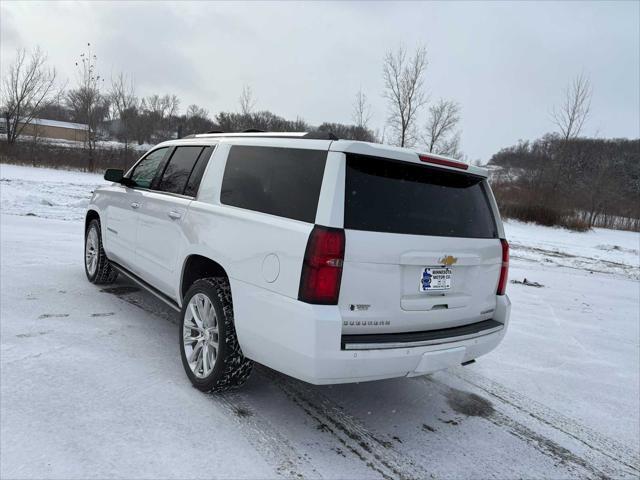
[168,210,182,220]
[130,202,140,209]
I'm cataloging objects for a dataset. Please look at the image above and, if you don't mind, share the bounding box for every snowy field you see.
[1,164,639,479]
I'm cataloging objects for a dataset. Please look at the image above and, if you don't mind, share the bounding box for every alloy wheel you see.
[183,293,219,378]
[85,226,99,276]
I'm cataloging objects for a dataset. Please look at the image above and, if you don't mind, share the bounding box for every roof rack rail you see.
[303,131,338,140]
[185,131,340,140]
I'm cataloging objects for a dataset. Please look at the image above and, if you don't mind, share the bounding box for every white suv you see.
[84,132,511,392]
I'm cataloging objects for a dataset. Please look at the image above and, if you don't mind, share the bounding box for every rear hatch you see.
[339,153,502,335]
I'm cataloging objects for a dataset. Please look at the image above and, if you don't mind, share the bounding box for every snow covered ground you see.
[1,164,639,479]
[0,164,107,222]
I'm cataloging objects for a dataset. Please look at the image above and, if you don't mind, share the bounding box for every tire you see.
[179,277,253,392]
[84,219,118,284]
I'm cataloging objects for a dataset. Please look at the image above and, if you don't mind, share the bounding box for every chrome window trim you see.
[123,144,216,200]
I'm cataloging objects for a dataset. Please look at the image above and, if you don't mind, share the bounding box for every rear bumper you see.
[341,319,504,350]
[232,279,511,385]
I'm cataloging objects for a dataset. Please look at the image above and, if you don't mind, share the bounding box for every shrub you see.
[500,203,563,227]
[559,216,590,232]
[0,141,139,173]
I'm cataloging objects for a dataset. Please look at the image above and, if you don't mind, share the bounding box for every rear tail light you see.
[298,226,345,305]
[497,239,509,295]
[419,154,469,170]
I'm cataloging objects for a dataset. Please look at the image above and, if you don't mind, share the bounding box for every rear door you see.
[135,145,213,296]
[339,153,503,335]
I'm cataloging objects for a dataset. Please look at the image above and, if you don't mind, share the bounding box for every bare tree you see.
[144,93,180,119]
[140,93,180,140]
[181,104,213,137]
[423,98,462,158]
[186,104,209,119]
[352,89,372,129]
[382,45,428,147]
[239,85,256,115]
[552,73,592,141]
[110,72,138,150]
[66,43,109,158]
[1,47,57,144]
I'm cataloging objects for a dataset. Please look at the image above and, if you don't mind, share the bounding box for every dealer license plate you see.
[420,267,452,292]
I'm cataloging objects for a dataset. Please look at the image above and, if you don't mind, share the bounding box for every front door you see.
[108,146,171,274]
[103,185,143,271]
[134,145,209,298]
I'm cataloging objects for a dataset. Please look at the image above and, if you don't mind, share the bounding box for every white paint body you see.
[88,134,511,384]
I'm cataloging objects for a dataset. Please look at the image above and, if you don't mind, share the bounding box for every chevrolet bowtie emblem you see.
[439,255,458,267]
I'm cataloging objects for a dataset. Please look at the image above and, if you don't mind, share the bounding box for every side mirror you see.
[104,169,124,183]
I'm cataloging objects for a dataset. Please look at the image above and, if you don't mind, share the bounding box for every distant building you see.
[15,118,89,142]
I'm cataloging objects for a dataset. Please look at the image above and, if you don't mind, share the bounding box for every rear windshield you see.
[345,154,498,238]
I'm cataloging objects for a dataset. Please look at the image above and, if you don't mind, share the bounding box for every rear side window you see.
[221,146,327,223]
[345,154,497,238]
[158,146,204,195]
[130,148,169,188]
[184,146,213,197]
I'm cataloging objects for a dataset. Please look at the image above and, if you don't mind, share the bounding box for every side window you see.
[157,146,204,195]
[220,146,327,223]
[184,146,214,197]
[130,148,169,189]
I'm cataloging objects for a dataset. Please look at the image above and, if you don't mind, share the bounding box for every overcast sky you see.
[1,1,638,161]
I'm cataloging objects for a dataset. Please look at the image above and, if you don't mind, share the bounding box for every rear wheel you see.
[84,219,118,284]
[179,277,253,392]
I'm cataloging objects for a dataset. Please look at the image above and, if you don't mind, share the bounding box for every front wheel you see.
[85,219,118,284]
[179,277,253,392]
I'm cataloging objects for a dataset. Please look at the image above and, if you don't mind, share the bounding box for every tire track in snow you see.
[260,366,433,480]
[427,372,639,479]
[454,370,640,476]
[510,243,639,281]
[423,378,610,479]
[487,410,610,480]
[99,277,638,478]
[99,285,177,324]
[99,284,427,478]
[102,285,318,479]
[214,392,319,479]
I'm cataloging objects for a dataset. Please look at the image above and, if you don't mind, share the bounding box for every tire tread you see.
[86,219,118,285]
[183,277,253,393]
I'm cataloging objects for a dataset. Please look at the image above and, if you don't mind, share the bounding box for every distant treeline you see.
[3,45,460,154]
[36,101,377,146]
[3,46,638,232]
[489,135,640,231]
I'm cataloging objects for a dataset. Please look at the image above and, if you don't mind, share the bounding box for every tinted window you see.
[221,146,327,223]
[184,146,213,197]
[130,148,168,188]
[345,154,497,238]
[158,146,204,194]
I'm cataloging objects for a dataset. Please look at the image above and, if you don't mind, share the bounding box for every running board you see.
[110,262,181,312]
